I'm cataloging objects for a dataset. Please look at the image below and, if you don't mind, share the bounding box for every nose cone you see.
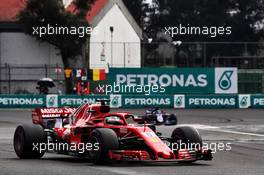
[136,127,174,159]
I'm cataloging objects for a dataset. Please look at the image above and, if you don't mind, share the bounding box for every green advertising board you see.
[122,95,173,108]
[58,95,108,107]
[250,95,264,108]
[185,95,238,109]
[0,95,45,108]
[108,68,238,94]
[2,94,263,109]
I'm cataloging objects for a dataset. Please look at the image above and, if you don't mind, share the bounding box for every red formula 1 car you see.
[13,99,212,164]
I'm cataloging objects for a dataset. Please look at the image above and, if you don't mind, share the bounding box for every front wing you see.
[108,149,212,162]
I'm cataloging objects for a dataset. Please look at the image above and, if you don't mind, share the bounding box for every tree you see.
[124,0,264,67]
[122,0,158,36]
[152,0,264,41]
[153,0,264,66]
[18,0,95,93]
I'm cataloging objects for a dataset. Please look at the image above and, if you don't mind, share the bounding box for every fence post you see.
[203,42,207,67]
[262,70,264,93]
[123,42,126,68]
[7,64,10,94]
[45,64,48,77]
[56,63,59,92]
[0,64,1,94]
[0,34,1,93]
[244,42,248,55]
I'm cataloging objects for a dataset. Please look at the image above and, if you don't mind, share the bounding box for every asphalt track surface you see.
[1,109,264,175]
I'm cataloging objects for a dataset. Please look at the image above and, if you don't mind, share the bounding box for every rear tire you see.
[13,124,46,159]
[88,128,119,164]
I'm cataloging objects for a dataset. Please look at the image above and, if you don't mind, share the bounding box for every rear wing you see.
[32,107,76,128]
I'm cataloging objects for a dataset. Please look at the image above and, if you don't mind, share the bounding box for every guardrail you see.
[0,94,263,109]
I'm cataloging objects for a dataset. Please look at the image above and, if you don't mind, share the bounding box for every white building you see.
[0,0,142,93]
[0,0,64,94]
[67,0,142,69]
[0,0,63,66]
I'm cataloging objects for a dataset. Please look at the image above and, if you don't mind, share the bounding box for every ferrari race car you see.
[13,99,212,164]
[145,107,178,125]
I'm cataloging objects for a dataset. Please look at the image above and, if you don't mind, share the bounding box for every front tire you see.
[13,124,46,159]
[88,128,119,164]
[171,126,202,163]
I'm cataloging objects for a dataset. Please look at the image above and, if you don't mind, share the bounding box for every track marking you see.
[205,129,264,137]
[180,124,219,129]
[187,124,264,137]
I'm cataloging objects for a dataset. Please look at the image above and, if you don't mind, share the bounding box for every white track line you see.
[205,129,264,137]
[188,124,264,137]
